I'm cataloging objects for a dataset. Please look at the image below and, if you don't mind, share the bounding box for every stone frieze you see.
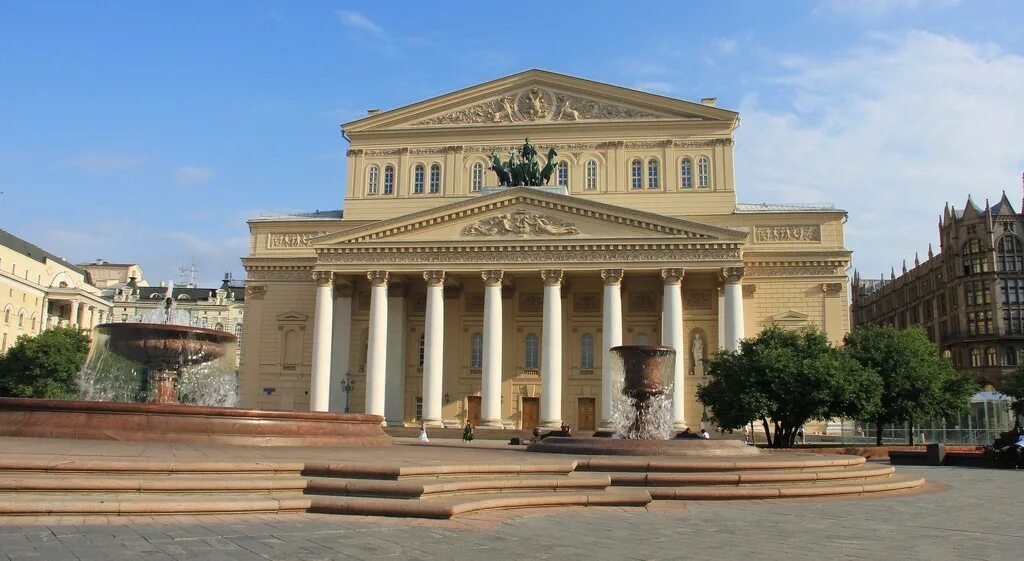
[461,210,580,237]
[753,225,821,243]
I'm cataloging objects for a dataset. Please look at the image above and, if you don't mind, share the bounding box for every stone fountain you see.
[528,345,758,456]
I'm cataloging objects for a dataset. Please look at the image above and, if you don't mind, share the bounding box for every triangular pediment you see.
[312,187,746,247]
[275,311,308,322]
[344,69,737,133]
[766,310,810,329]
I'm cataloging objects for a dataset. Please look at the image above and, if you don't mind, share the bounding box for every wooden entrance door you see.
[577,397,596,431]
[467,396,481,427]
[521,397,540,430]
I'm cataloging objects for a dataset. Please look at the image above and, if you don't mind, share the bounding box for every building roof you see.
[134,285,245,303]
[0,228,86,276]
[735,202,841,213]
[250,210,344,222]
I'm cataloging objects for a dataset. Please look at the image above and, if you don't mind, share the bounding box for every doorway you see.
[577,397,596,431]
[467,396,481,427]
[521,397,540,430]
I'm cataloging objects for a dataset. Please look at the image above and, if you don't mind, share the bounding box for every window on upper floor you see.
[997,235,1024,272]
[470,332,483,369]
[418,333,425,368]
[963,238,988,275]
[585,160,598,190]
[970,348,982,367]
[697,156,711,188]
[413,165,425,194]
[429,164,441,194]
[580,333,595,369]
[987,346,998,366]
[681,158,693,188]
[367,165,379,195]
[647,159,660,189]
[383,165,395,195]
[471,162,483,192]
[525,333,539,369]
[630,159,643,190]
[1007,346,1019,366]
[557,161,569,187]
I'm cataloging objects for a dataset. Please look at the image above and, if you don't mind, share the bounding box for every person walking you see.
[418,422,429,443]
[462,422,474,444]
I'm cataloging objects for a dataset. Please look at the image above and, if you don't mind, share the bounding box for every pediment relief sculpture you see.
[461,210,580,237]
[410,87,664,126]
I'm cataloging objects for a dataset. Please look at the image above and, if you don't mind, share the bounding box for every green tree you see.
[0,326,90,399]
[844,325,977,446]
[999,367,1024,431]
[698,326,882,448]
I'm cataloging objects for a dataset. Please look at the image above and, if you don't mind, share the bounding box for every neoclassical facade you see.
[240,70,851,430]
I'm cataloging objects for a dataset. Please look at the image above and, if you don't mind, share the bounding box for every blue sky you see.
[2,0,1023,286]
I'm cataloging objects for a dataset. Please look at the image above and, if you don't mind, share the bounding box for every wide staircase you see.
[0,453,923,519]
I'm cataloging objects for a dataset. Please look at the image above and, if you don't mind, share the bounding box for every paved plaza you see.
[0,435,1021,561]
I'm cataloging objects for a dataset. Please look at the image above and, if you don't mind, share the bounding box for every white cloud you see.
[64,152,146,173]
[734,31,1024,279]
[336,10,385,38]
[816,0,961,18]
[174,165,214,186]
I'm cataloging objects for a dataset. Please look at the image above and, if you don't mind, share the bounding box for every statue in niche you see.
[691,333,704,374]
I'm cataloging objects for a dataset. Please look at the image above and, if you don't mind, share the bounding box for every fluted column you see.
[329,283,353,412]
[600,269,624,428]
[540,269,564,429]
[479,270,504,428]
[365,271,389,417]
[661,268,686,430]
[69,301,80,328]
[309,271,334,412]
[384,281,407,426]
[723,267,745,352]
[87,306,96,329]
[421,270,445,428]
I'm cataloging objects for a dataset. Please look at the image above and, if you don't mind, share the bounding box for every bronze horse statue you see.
[539,147,559,185]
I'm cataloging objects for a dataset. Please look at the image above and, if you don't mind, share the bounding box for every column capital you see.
[312,271,334,287]
[601,269,624,286]
[367,270,389,287]
[481,270,504,287]
[423,270,446,287]
[722,266,745,284]
[660,268,685,285]
[541,269,564,286]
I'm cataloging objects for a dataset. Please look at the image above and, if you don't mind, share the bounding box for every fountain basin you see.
[98,322,236,372]
[0,398,392,446]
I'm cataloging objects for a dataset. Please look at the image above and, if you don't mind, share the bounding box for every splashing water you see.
[608,368,676,439]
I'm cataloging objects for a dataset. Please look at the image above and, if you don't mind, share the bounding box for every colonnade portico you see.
[306,266,746,428]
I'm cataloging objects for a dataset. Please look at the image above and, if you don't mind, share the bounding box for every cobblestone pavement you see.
[0,465,1021,561]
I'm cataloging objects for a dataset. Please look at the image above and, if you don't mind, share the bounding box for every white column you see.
[69,301,80,328]
[88,306,96,329]
[365,270,389,418]
[309,271,334,412]
[723,267,745,352]
[384,282,407,426]
[421,270,445,428]
[600,269,624,428]
[717,286,725,349]
[661,268,686,430]
[329,284,353,412]
[479,270,504,428]
[540,269,564,429]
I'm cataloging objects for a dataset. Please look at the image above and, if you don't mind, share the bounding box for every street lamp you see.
[340,372,355,413]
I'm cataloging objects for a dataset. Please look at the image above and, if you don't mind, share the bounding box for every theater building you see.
[239,70,851,430]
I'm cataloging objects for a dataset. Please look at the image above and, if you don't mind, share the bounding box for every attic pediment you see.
[275,311,308,323]
[766,310,810,329]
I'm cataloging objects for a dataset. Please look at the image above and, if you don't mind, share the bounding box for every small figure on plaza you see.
[462,422,474,444]
[418,422,429,443]
[699,428,710,439]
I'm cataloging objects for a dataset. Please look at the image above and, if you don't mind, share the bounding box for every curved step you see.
[303,462,576,480]
[305,474,612,498]
[647,472,925,500]
[577,455,866,473]
[607,465,896,487]
[0,474,308,493]
[308,489,653,519]
[0,458,305,475]
[0,493,311,515]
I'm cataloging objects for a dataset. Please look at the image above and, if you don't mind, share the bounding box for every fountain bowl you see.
[97,322,236,372]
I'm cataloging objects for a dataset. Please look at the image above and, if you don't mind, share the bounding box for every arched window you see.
[470,332,483,369]
[30,315,36,331]
[580,333,595,369]
[525,333,539,369]
[970,348,982,367]
[367,165,379,195]
[557,161,569,187]
[418,333,425,368]
[429,164,441,194]
[1006,346,1018,367]
[383,165,395,195]
[18,312,24,328]
[680,158,693,188]
[585,160,598,190]
[963,239,987,275]
[3,307,9,324]
[471,162,483,192]
[647,159,659,189]
[413,165,425,194]
[997,235,1024,272]
[635,333,650,345]
[630,159,643,189]
[214,322,224,331]
[697,156,711,187]
[987,347,998,366]
[234,323,243,346]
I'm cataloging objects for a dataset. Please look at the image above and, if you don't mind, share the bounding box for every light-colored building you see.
[0,229,110,351]
[240,70,852,430]
[80,260,147,289]
[852,193,1024,389]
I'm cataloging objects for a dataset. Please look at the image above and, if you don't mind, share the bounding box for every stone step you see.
[304,474,612,498]
[606,465,896,486]
[303,461,577,480]
[646,472,925,500]
[0,474,308,493]
[0,493,311,515]
[308,488,653,519]
[0,458,305,475]
[577,454,866,473]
